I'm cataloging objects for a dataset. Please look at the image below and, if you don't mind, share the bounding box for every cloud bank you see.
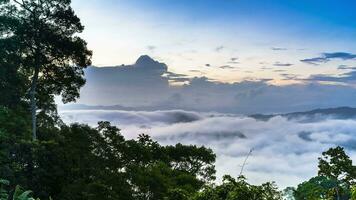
[59,109,356,188]
[75,55,356,114]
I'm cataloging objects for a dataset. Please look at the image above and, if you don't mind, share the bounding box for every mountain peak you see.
[134,55,168,72]
[135,55,156,66]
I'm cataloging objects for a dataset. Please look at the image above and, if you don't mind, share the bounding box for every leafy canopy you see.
[0,0,92,111]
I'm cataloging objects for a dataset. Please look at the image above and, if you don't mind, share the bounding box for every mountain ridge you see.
[249,106,356,121]
[60,104,356,120]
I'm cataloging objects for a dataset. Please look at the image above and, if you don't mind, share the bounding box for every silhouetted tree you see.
[0,0,92,140]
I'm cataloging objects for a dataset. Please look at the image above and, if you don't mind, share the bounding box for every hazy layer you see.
[60,109,356,188]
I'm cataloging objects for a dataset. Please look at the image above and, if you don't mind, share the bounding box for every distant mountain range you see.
[60,104,139,111]
[60,104,356,121]
[250,106,356,121]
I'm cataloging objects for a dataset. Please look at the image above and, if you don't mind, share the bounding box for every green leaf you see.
[0,179,9,186]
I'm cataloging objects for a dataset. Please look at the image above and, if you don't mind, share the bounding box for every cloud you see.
[301,52,356,65]
[324,52,356,60]
[77,55,356,114]
[300,58,326,65]
[215,45,224,52]
[147,45,156,51]
[164,72,191,82]
[273,69,286,72]
[280,73,300,80]
[219,65,234,69]
[60,109,204,126]
[306,70,356,83]
[338,65,356,70]
[260,66,273,70]
[59,109,356,188]
[228,57,239,64]
[271,47,287,51]
[273,62,293,67]
[189,69,206,75]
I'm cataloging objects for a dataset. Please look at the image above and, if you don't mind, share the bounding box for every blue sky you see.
[72,0,356,84]
[125,0,356,29]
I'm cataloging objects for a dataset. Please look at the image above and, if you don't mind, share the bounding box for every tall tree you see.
[0,0,92,140]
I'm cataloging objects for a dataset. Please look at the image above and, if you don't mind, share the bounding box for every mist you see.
[60,109,356,188]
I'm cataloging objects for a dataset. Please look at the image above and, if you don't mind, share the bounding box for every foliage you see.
[0,120,216,200]
[0,179,39,200]
[282,187,295,200]
[0,0,92,109]
[294,176,338,200]
[294,146,356,200]
[318,146,356,185]
[0,0,92,139]
[192,175,282,200]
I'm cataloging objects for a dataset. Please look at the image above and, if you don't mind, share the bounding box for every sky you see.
[63,0,356,188]
[72,0,356,84]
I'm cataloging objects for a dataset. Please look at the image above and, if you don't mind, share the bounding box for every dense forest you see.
[0,0,355,199]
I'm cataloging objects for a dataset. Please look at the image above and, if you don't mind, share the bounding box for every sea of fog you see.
[59,109,356,188]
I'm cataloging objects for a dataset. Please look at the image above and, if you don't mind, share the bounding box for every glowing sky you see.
[72,0,356,84]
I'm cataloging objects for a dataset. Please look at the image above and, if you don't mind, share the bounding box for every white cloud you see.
[60,109,356,189]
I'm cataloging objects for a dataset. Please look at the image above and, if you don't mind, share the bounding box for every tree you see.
[282,187,295,200]
[4,121,215,200]
[0,0,92,140]
[294,147,355,200]
[294,176,337,200]
[318,146,356,185]
[192,175,282,200]
[318,146,356,200]
[0,52,28,108]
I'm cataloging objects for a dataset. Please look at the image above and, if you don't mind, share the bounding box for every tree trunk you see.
[30,66,39,140]
[336,186,340,200]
